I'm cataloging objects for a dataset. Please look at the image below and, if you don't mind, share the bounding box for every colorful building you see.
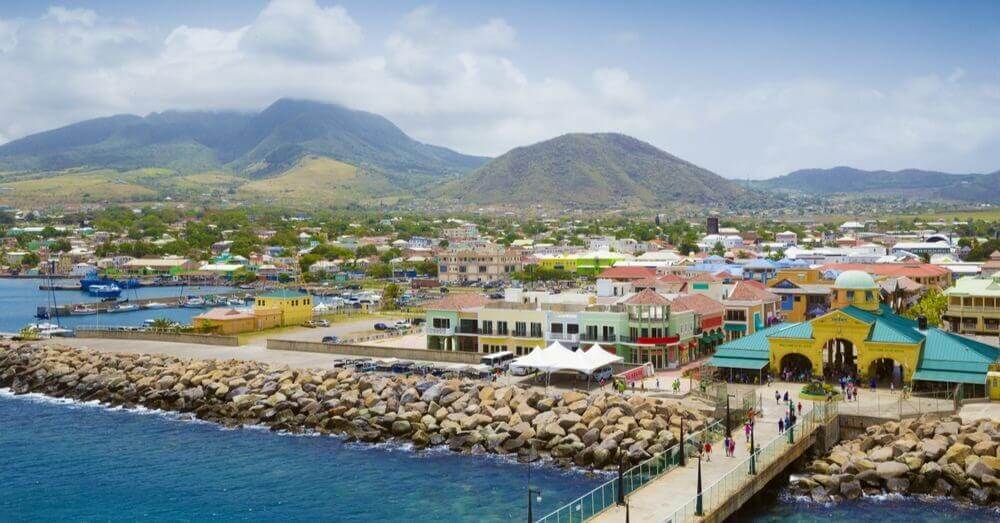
[766,268,833,323]
[536,251,629,276]
[943,274,1000,336]
[254,289,313,326]
[710,270,1000,393]
[193,307,281,334]
[722,281,781,340]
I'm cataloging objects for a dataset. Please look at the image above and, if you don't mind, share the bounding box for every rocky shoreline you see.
[0,342,711,470]
[793,415,1000,507]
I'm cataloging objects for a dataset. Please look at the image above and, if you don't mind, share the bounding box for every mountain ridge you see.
[759,166,1000,203]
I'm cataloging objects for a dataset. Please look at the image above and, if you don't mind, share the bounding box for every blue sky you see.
[0,0,998,178]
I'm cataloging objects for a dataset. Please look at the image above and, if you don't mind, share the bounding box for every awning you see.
[724,324,747,332]
[912,369,985,385]
[706,356,768,370]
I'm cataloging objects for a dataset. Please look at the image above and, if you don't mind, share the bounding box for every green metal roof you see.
[770,322,813,339]
[912,369,986,385]
[259,289,310,299]
[724,324,747,332]
[921,329,999,364]
[841,305,924,344]
[943,275,1000,297]
[707,356,769,370]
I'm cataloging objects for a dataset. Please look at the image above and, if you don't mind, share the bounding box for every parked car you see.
[303,321,318,328]
[510,365,534,376]
[321,336,339,344]
[316,319,330,327]
[357,362,377,372]
[393,319,410,328]
[373,322,390,331]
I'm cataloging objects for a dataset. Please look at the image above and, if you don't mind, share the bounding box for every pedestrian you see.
[797,402,802,416]
[744,422,751,443]
[723,436,730,457]
[783,391,789,402]
[778,418,784,433]
[704,441,712,461]
[655,378,660,389]
[775,390,780,405]
[729,437,736,457]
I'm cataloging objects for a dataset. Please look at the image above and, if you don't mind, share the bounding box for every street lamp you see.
[749,415,757,475]
[695,446,704,516]
[526,445,542,522]
[725,393,736,438]
[787,399,795,444]
[679,417,686,467]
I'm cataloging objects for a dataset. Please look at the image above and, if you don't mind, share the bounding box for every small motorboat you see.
[88,284,122,299]
[24,322,74,338]
[182,297,206,308]
[144,302,168,310]
[70,304,98,315]
[110,303,140,313]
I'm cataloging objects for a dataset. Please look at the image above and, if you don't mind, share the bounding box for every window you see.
[567,324,579,334]
[846,290,855,300]
[432,318,451,329]
[530,322,542,337]
[514,322,526,337]
[551,323,563,334]
[497,321,508,335]
[586,325,598,340]
[481,320,493,335]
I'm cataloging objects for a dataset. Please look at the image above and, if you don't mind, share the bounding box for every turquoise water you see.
[0,391,604,521]
[0,278,237,332]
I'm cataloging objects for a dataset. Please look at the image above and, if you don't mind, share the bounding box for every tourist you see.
[797,402,802,416]
[704,441,712,461]
[729,437,736,457]
[655,378,660,389]
[744,422,751,443]
[778,418,784,433]
[783,391,789,402]
[870,377,877,392]
[723,436,731,457]
[775,390,780,405]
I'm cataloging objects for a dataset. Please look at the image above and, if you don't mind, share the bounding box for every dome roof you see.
[834,270,877,290]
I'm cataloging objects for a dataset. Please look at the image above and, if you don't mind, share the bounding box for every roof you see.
[943,275,1000,297]
[597,266,657,280]
[670,293,724,316]
[727,281,779,303]
[834,270,878,290]
[422,293,492,311]
[879,276,923,293]
[195,308,255,321]
[623,288,672,306]
[259,289,310,299]
[820,263,950,279]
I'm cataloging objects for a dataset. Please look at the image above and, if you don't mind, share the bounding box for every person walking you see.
[775,390,780,405]
[704,441,712,462]
[783,391,789,403]
[778,418,784,434]
[797,402,802,416]
[729,437,736,457]
[744,422,751,443]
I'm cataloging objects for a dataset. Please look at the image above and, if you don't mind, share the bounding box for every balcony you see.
[579,334,620,344]
[427,327,454,336]
[548,332,580,342]
[455,327,481,336]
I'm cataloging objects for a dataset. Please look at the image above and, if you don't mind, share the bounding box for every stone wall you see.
[267,339,483,364]
[75,328,239,347]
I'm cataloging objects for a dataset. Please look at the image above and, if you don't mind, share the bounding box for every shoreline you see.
[0,341,711,472]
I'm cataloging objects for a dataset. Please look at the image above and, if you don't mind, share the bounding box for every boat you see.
[88,284,122,299]
[182,297,207,308]
[70,304,98,315]
[110,303,140,313]
[79,272,115,291]
[116,279,141,289]
[144,302,169,310]
[24,323,74,338]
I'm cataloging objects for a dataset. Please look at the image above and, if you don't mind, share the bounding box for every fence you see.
[837,387,956,419]
[74,326,240,347]
[266,338,484,364]
[535,419,725,523]
[661,401,838,523]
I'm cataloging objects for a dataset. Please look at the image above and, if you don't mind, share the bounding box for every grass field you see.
[0,169,160,204]
[236,155,402,206]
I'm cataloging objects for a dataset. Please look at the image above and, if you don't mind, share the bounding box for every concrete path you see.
[591,387,807,523]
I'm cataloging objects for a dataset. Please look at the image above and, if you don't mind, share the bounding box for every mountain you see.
[759,166,1000,203]
[0,99,488,190]
[438,133,764,208]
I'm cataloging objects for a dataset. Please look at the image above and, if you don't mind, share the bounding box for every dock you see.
[41,291,256,317]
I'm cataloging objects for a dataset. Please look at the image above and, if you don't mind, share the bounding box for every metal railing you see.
[535,419,725,523]
[837,387,957,419]
[661,401,838,523]
[426,327,454,336]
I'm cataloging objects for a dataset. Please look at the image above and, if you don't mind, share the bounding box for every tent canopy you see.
[509,342,622,375]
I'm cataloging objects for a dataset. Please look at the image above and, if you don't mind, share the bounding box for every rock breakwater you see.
[793,415,1000,506]
[0,342,711,470]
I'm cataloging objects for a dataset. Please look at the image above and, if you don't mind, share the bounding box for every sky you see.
[0,0,998,179]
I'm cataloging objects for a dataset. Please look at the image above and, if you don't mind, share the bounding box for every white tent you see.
[581,344,623,374]
[509,346,552,370]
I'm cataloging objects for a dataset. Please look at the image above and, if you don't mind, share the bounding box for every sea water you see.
[0,391,604,521]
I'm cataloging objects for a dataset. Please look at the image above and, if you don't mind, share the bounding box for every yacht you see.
[144,302,169,310]
[24,323,74,338]
[70,304,98,315]
[182,296,207,308]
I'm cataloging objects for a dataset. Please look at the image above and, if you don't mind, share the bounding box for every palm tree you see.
[147,317,177,331]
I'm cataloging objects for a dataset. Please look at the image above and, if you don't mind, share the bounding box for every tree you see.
[965,239,1000,262]
[902,289,948,327]
[356,244,378,257]
[711,242,726,256]
[381,283,401,310]
[19,252,41,267]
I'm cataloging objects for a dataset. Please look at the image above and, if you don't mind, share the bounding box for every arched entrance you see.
[780,353,814,381]
[869,358,902,387]
[823,338,857,379]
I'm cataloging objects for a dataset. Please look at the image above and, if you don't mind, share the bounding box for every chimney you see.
[917,315,927,331]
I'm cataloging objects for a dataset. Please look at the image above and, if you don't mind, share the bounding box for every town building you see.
[193,308,280,334]
[819,263,952,289]
[710,270,1000,393]
[766,268,833,322]
[722,281,781,340]
[123,257,199,276]
[942,274,1000,336]
[437,244,523,283]
[983,251,1000,277]
[253,290,313,326]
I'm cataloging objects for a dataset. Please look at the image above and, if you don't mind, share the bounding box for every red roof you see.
[727,281,779,303]
[598,266,657,281]
[623,288,672,306]
[819,263,949,278]
[670,294,724,316]
[423,293,492,311]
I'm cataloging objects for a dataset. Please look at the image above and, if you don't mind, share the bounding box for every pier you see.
[538,395,839,523]
[41,291,255,317]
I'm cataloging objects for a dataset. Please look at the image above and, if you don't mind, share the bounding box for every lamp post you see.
[526,445,541,522]
[695,447,704,516]
[749,415,757,475]
[617,456,627,506]
[726,393,736,438]
[787,399,795,444]
[679,417,686,467]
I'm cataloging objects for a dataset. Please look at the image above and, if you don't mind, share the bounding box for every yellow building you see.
[254,289,313,326]
[710,270,1000,393]
[767,269,833,323]
[193,307,281,334]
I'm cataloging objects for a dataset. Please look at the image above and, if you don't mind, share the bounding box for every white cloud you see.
[241,0,362,61]
[0,1,997,180]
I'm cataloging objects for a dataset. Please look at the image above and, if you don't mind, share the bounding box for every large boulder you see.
[876,461,909,480]
[942,443,972,465]
[840,479,862,500]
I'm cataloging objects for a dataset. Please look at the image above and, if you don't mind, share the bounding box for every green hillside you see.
[759,166,1000,203]
[439,133,765,208]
